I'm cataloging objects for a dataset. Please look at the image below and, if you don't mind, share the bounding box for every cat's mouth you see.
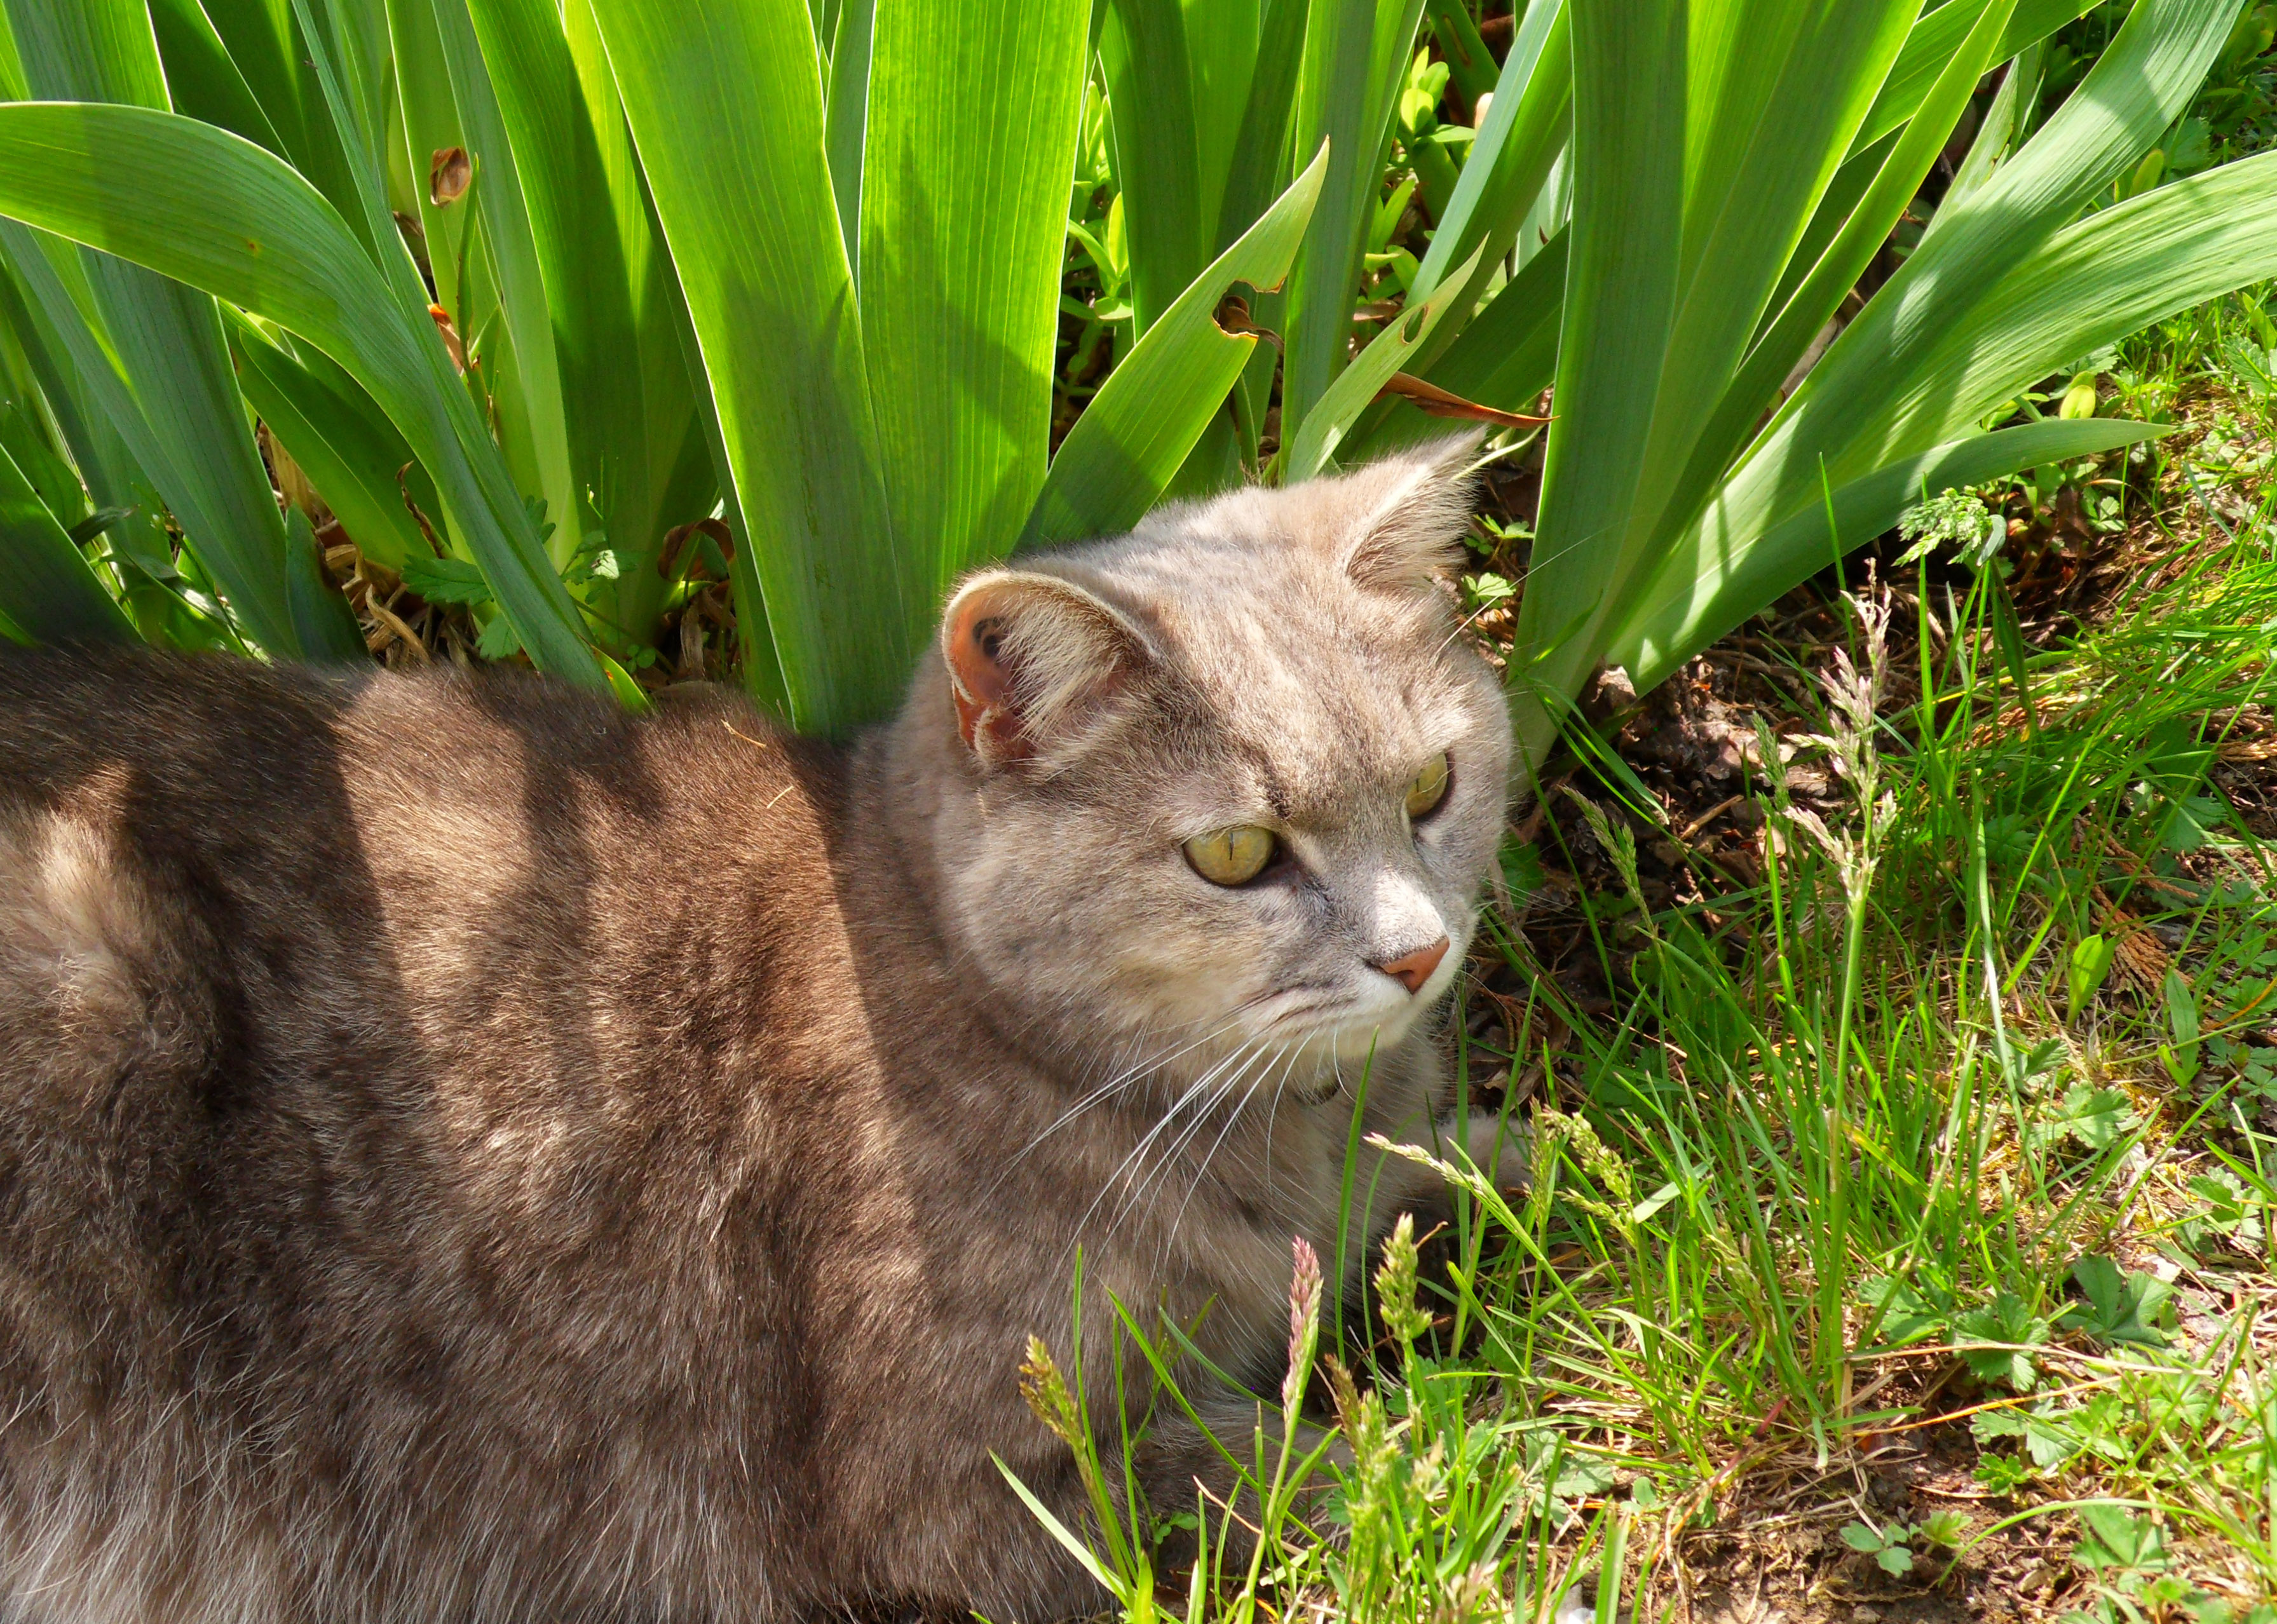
[1242,987,1431,1074]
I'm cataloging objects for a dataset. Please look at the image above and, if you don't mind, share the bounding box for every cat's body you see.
[0,443,1511,1621]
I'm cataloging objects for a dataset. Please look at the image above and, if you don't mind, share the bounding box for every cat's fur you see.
[0,440,1512,1622]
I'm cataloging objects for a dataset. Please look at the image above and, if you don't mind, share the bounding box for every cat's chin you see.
[1256,1016,1415,1106]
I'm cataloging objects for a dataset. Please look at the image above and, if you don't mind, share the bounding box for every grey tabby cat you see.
[0,436,1514,1622]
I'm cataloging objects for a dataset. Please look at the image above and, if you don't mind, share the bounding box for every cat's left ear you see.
[1341,430,1485,592]
[939,568,1153,769]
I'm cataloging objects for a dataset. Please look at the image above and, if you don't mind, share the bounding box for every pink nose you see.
[1374,937,1450,995]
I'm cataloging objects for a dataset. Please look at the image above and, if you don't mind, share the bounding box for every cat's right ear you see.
[939,570,1153,769]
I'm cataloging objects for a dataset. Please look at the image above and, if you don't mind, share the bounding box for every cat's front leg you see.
[1376,1102,1531,1206]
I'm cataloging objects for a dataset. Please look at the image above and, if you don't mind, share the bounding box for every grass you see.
[1008,285,2277,1621]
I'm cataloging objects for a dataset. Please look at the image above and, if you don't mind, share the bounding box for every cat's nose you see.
[1373,937,1450,995]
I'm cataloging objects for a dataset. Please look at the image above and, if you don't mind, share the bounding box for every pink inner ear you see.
[945,595,1029,759]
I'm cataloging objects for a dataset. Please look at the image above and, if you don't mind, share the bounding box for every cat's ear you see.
[1341,430,1485,592]
[939,569,1152,768]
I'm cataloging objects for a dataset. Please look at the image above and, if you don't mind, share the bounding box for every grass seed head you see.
[1376,1212,1432,1350]
[1284,1235,1323,1414]
[1018,1334,1082,1447]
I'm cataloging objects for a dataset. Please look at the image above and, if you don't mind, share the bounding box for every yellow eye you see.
[1183,825,1277,886]
[1404,752,1451,820]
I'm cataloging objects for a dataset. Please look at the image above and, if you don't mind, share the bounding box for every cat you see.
[0,436,1516,1623]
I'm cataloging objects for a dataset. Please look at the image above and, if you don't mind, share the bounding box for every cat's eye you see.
[1403,752,1451,821]
[1184,825,1276,886]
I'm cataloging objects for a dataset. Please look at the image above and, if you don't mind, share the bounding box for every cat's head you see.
[892,436,1511,1096]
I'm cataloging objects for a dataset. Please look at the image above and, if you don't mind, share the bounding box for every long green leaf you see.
[0,435,134,644]
[589,0,899,731]
[861,0,1088,605]
[146,0,290,155]
[1509,0,1686,744]
[1184,0,1267,256]
[1214,0,1309,464]
[1024,144,1326,547]
[466,0,707,642]
[1602,0,2253,729]
[1281,0,1424,446]
[3,221,321,651]
[283,499,362,659]
[658,252,789,717]
[424,0,580,566]
[0,100,604,681]
[1629,159,2277,700]
[824,0,872,278]
[229,309,437,570]
[0,238,173,581]
[1887,148,2277,452]
[1617,419,2167,687]
[0,389,80,525]
[193,0,372,246]
[1101,0,1205,337]
[1406,0,1568,339]
[385,0,479,318]
[1755,132,1889,349]
[1751,0,2240,505]
[3,0,344,656]
[1637,0,1916,569]
[1639,0,2017,609]
[1517,0,2099,762]
[1214,0,1307,252]
[1285,238,1485,478]
[289,0,396,220]
[1854,0,2099,157]
[1928,34,2044,236]
[1355,227,1566,456]
[1337,0,1567,450]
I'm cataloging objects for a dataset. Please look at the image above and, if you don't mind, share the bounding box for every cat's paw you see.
[1458,1111,1530,1195]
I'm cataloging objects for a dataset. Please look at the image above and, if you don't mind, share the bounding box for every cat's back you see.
[0,647,895,1616]
[0,642,864,1198]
